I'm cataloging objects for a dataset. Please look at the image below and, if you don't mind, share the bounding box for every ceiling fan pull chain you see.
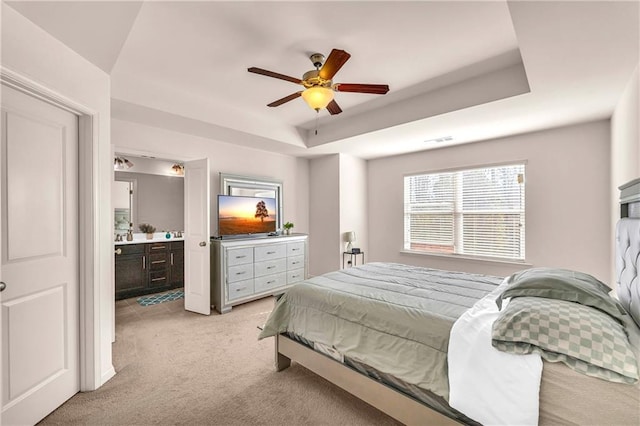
[315,112,319,135]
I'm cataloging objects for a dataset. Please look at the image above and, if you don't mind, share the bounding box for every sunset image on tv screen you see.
[218,196,276,235]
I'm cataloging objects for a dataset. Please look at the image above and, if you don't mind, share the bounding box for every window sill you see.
[400,250,532,268]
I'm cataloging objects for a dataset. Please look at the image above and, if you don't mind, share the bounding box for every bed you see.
[258,182,640,425]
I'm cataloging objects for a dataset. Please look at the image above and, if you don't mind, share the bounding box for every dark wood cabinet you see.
[115,240,184,300]
[114,244,146,298]
[169,241,184,287]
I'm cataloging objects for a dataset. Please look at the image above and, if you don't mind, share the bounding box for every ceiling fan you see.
[248,49,389,115]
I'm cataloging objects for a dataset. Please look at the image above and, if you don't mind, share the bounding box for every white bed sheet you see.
[448,279,543,426]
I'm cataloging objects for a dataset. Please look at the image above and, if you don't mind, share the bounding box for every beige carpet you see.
[39,294,400,425]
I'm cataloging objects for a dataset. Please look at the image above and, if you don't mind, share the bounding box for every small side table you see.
[342,251,364,268]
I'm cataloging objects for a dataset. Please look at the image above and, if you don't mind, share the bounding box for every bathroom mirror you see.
[220,173,283,230]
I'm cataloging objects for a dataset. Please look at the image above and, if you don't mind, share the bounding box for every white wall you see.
[339,154,368,259]
[611,65,640,283]
[112,118,309,238]
[309,155,341,275]
[368,120,612,282]
[1,4,114,388]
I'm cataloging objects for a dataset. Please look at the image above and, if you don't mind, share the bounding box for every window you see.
[403,164,525,261]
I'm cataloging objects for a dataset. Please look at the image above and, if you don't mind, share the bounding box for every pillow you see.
[496,267,628,322]
[492,296,639,384]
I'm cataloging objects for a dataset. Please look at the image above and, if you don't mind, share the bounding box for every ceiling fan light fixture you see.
[301,86,334,111]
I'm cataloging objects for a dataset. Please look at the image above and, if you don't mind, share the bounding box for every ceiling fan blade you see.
[267,92,303,107]
[248,67,302,85]
[319,49,351,80]
[326,99,342,115]
[334,83,389,95]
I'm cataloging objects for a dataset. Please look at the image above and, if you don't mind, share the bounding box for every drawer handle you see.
[171,253,174,265]
[236,287,246,292]
[267,266,275,269]
[236,271,246,275]
[267,280,275,284]
[292,275,299,279]
[151,246,166,250]
[292,248,300,251]
[151,277,166,282]
[143,256,146,269]
[292,261,299,265]
[235,255,246,259]
[152,260,166,264]
[267,251,276,255]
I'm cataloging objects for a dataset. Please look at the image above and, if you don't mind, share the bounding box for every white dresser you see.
[210,234,308,313]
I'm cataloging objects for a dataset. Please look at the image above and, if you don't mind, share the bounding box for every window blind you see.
[404,164,525,260]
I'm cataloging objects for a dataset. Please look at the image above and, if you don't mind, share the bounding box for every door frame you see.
[1,67,105,391]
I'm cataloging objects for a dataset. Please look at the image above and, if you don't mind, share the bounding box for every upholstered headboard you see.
[617,178,640,327]
[616,219,640,327]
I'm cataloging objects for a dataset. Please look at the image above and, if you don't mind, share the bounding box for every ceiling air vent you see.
[424,136,453,144]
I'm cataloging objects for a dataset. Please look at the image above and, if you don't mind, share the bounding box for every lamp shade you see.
[301,86,334,111]
[346,231,356,243]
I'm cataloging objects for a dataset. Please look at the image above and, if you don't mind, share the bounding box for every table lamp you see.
[346,231,356,252]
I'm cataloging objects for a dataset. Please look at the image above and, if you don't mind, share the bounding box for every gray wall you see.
[116,172,184,232]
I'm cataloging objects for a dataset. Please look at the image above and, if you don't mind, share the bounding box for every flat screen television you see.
[217,194,277,236]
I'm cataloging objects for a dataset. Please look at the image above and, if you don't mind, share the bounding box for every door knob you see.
[115,248,122,255]
[0,281,5,292]
[199,241,207,247]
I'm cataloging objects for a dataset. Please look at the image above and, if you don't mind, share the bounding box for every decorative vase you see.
[284,229,291,235]
[146,233,154,240]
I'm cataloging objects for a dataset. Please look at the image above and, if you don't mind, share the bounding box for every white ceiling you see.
[7,1,640,159]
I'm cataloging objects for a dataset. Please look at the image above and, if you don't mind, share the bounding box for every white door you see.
[183,158,210,315]
[0,85,80,424]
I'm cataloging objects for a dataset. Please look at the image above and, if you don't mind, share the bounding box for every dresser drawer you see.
[253,244,287,262]
[254,273,286,294]
[254,244,286,262]
[254,258,287,278]
[116,243,145,255]
[227,263,254,283]
[287,255,305,271]
[227,247,254,266]
[148,252,168,271]
[228,279,254,301]
[149,269,168,286]
[287,269,305,284]
[287,242,305,257]
[148,242,169,252]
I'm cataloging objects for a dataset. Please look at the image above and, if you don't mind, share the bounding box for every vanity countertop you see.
[115,234,184,246]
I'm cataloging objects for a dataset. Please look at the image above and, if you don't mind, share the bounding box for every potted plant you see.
[283,222,294,235]
[139,223,156,239]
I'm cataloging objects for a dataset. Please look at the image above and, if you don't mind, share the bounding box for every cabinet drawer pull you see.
[152,260,166,264]
[143,256,146,269]
[235,255,246,259]
[267,251,276,255]
[292,275,299,279]
[267,266,275,269]
[292,248,300,251]
[235,271,246,275]
[151,246,166,250]
[151,277,166,282]
[267,280,275,284]
[236,287,246,292]
[292,261,299,265]
[171,253,174,265]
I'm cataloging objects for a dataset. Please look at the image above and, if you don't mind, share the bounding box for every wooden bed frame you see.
[275,333,460,426]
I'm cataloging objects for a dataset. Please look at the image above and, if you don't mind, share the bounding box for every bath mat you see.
[137,290,184,306]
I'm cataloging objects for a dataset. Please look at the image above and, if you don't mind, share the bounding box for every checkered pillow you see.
[492,297,639,384]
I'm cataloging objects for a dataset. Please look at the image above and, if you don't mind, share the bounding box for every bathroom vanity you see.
[115,236,184,300]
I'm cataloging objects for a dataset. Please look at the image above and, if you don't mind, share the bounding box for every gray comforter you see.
[259,262,503,399]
